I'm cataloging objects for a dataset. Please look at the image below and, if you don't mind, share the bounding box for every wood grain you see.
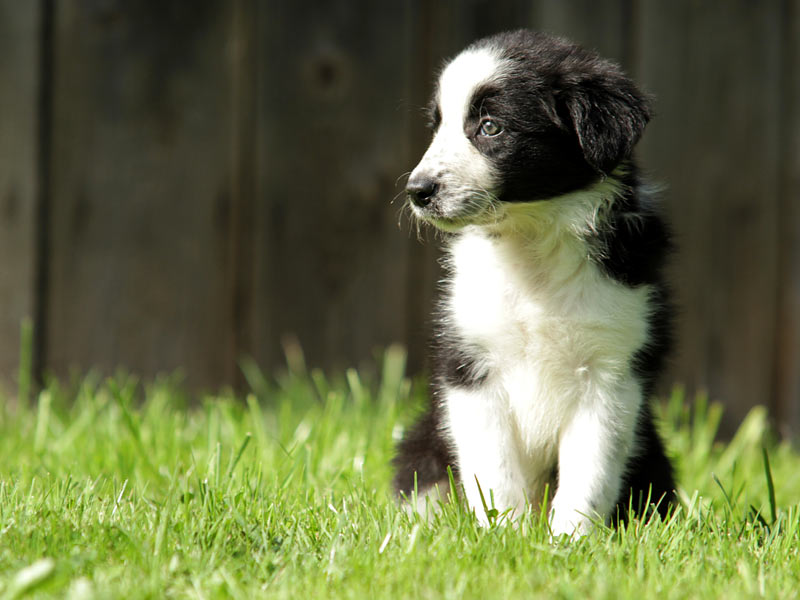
[44,1,237,389]
[638,1,783,434]
[0,1,40,390]
[773,0,800,436]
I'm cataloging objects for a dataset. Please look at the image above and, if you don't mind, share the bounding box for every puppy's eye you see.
[478,119,503,137]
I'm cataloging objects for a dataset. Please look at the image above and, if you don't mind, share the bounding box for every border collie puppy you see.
[393,30,675,536]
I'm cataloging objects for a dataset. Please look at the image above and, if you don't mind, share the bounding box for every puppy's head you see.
[406,30,651,230]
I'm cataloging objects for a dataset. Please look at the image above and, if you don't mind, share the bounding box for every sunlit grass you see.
[1,344,799,599]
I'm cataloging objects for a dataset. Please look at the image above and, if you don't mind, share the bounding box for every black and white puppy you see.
[393,30,675,536]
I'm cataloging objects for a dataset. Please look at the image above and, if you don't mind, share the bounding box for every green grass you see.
[1,344,800,599]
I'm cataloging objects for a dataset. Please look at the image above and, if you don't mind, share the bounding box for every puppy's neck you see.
[480,169,625,247]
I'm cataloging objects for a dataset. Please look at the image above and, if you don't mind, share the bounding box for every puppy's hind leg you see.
[393,405,455,513]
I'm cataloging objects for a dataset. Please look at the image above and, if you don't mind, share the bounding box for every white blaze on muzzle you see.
[408,46,507,226]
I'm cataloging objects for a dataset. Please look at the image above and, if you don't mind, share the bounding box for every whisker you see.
[391,189,408,205]
[396,204,407,230]
[395,171,412,187]
[396,200,427,243]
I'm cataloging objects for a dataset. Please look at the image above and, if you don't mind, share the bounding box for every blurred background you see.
[0,1,798,437]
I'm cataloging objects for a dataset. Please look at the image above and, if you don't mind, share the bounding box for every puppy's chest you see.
[445,233,650,407]
[448,234,586,355]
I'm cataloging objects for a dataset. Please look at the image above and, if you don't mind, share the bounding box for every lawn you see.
[1,344,799,599]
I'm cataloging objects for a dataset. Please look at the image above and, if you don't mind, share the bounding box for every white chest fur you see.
[447,226,651,407]
[440,208,653,532]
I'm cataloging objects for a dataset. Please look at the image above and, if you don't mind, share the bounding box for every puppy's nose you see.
[406,175,438,207]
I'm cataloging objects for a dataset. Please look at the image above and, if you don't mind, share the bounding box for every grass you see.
[1,343,800,599]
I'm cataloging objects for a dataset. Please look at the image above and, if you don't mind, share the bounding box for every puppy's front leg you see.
[550,381,641,537]
[444,387,526,524]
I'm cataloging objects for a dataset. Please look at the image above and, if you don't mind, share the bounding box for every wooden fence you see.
[1,1,798,436]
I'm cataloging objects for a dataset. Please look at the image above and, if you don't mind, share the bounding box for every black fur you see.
[395,29,675,523]
[617,403,676,521]
[392,394,457,496]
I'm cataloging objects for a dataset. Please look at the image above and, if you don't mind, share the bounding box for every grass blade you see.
[762,446,777,524]
[226,433,253,481]
[17,318,33,407]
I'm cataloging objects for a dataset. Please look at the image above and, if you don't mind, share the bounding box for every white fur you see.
[409,47,506,228]
[440,183,652,536]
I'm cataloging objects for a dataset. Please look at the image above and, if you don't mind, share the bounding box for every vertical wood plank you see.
[253,1,418,373]
[773,0,800,437]
[637,1,783,434]
[0,1,40,390]
[45,1,237,389]
[229,0,258,386]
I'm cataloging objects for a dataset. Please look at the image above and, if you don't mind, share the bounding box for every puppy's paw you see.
[549,507,594,540]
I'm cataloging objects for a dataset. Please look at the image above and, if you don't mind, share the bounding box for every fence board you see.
[252,2,418,373]
[774,1,800,436]
[44,1,237,388]
[227,0,258,387]
[638,1,783,434]
[0,1,40,391]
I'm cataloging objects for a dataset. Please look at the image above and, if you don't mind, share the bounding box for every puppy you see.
[393,30,675,536]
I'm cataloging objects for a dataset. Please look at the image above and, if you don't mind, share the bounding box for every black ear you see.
[560,75,651,174]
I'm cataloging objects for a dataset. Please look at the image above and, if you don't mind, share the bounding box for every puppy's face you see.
[406,30,651,231]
